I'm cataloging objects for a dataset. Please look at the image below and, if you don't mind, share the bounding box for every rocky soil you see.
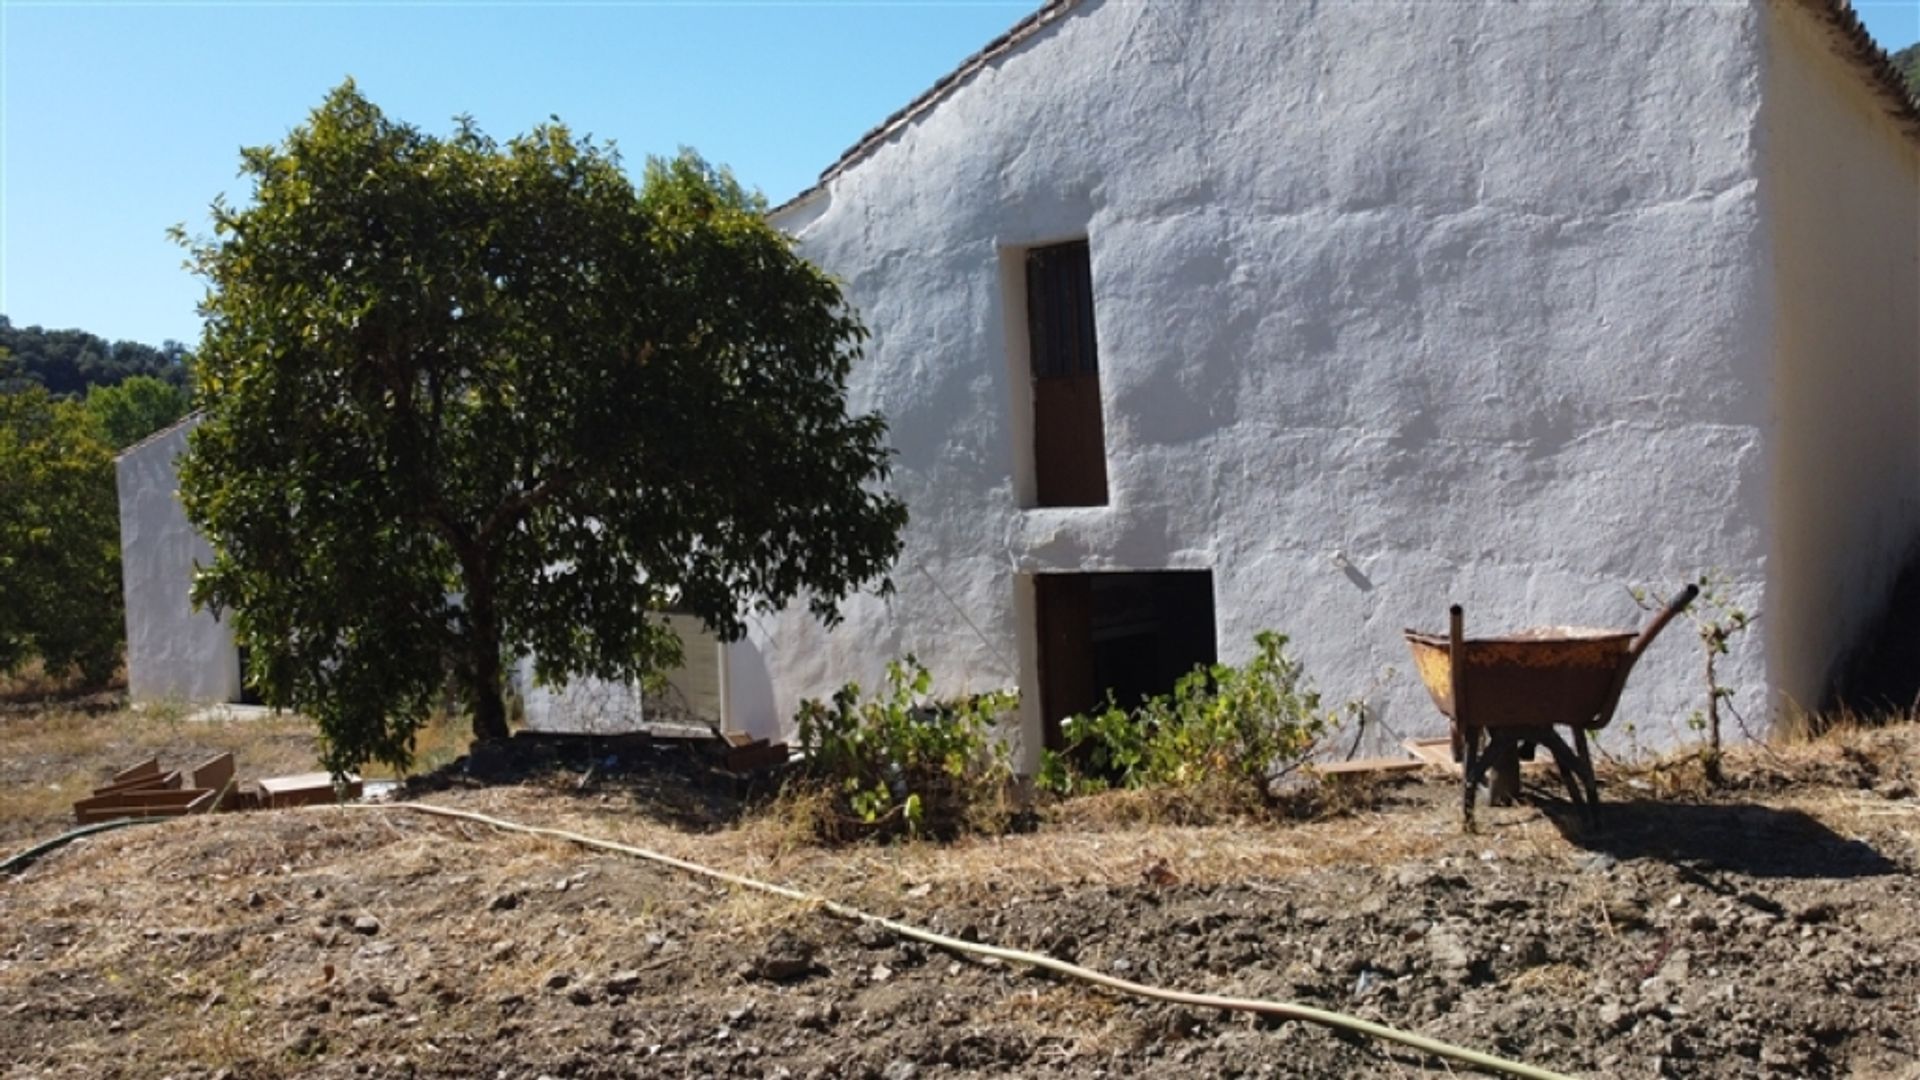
[2,729,1918,1079]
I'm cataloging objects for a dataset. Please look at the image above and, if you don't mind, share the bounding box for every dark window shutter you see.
[1025,239,1108,506]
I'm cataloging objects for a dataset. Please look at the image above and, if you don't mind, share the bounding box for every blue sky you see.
[3,0,1917,348]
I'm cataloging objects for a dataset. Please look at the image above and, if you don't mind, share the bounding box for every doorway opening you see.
[1032,570,1217,749]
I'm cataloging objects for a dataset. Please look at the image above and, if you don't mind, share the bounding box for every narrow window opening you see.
[1024,240,1110,507]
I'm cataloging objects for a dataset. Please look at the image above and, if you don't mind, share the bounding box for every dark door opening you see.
[235,646,264,706]
[1033,570,1217,749]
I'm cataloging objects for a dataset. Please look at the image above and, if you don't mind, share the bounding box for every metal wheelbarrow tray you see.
[1404,584,1697,827]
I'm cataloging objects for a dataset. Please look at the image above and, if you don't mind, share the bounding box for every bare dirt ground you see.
[2,725,1918,1079]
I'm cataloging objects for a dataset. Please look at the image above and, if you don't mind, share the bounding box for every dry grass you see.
[0,657,122,705]
[0,704,323,844]
[0,704,475,847]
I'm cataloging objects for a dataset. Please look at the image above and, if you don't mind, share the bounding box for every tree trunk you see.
[461,569,511,744]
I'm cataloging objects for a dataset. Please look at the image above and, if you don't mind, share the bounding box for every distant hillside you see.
[0,315,191,398]
[1895,42,1920,101]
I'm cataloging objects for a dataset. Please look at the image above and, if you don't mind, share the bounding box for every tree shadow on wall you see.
[1544,799,1899,880]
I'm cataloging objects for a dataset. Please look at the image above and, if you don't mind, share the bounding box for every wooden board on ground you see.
[110,758,162,785]
[72,787,217,823]
[186,753,235,795]
[1308,757,1428,779]
[257,772,363,809]
[88,770,181,799]
[1404,737,1462,775]
[721,741,790,773]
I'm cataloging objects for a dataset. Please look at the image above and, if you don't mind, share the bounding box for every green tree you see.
[177,83,906,773]
[83,374,190,450]
[0,386,123,685]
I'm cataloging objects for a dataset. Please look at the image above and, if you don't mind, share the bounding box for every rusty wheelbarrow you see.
[1404,584,1697,827]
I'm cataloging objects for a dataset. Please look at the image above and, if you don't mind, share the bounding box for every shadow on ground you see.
[1544,798,1900,880]
[405,730,784,832]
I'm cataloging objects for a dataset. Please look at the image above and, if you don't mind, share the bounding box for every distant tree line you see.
[1897,42,1920,102]
[1,316,196,689]
[0,315,192,399]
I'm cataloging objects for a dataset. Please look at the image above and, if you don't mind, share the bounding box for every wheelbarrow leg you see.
[1572,727,1601,815]
[1536,728,1594,825]
[1460,723,1482,830]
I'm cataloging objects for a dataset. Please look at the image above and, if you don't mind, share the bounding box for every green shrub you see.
[1037,631,1332,809]
[793,658,1018,841]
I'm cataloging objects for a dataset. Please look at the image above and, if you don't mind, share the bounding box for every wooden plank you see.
[89,771,178,798]
[186,752,235,795]
[74,802,203,824]
[111,758,162,784]
[1404,737,1462,775]
[72,788,214,813]
[1308,757,1428,778]
[257,772,362,808]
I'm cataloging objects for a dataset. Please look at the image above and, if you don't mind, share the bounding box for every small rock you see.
[727,1001,756,1025]
[797,1002,839,1030]
[488,893,520,912]
[747,933,816,982]
[1426,927,1473,979]
[870,964,894,982]
[245,891,266,909]
[489,940,517,962]
[544,971,573,991]
[568,987,596,1006]
[881,1061,918,1080]
[351,915,381,936]
[1575,853,1618,874]
[604,970,642,996]
[367,986,395,1007]
[1795,901,1839,925]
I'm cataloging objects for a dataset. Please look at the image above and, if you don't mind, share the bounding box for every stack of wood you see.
[713,730,792,775]
[72,754,364,824]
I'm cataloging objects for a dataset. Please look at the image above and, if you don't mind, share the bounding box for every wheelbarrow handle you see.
[1630,582,1699,658]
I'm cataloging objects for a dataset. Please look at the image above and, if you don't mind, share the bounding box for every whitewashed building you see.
[117,416,245,705]
[738,0,1920,764]
[120,0,1920,762]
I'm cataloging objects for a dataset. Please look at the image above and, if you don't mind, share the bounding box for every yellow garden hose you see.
[356,802,1578,1080]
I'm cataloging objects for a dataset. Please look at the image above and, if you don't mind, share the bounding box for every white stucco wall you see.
[759,0,1778,763]
[1760,2,1920,718]
[116,417,241,704]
